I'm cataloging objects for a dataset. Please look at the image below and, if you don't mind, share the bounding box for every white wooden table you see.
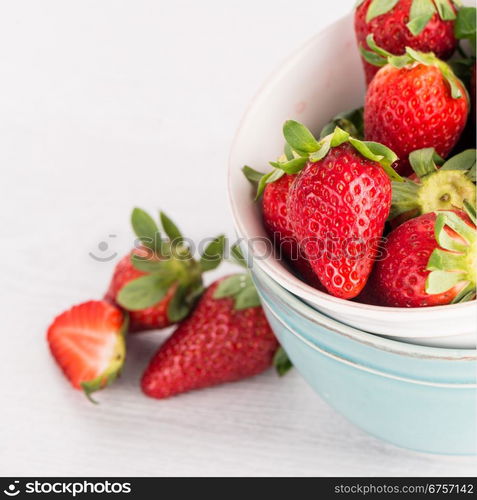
[1,0,476,477]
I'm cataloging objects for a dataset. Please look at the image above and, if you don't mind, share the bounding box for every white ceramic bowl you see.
[228,13,477,349]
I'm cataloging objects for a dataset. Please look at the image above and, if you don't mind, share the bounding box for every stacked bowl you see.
[228,13,477,454]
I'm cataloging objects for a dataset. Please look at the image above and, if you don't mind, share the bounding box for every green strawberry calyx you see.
[212,244,261,310]
[242,121,403,198]
[279,121,402,180]
[360,34,466,99]
[356,0,459,34]
[390,148,476,220]
[273,346,293,377]
[81,313,129,403]
[319,107,364,140]
[213,273,261,310]
[116,208,226,322]
[426,204,477,303]
[455,6,476,54]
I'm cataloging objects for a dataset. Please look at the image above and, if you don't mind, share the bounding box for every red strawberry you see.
[390,147,476,225]
[261,122,398,299]
[243,167,324,290]
[364,44,469,175]
[262,173,296,254]
[472,63,476,115]
[371,208,476,307]
[105,250,177,332]
[141,275,279,399]
[261,173,325,289]
[105,208,225,332]
[47,300,127,399]
[355,0,458,84]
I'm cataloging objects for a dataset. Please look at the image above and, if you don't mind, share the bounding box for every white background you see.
[1,0,476,477]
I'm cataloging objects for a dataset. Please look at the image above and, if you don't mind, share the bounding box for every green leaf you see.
[256,168,285,199]
[273,347,293,377]
[441,149,476,176]
[117,274,172,311]
[231,243,248,268]
[242,165,265,184]
[388,53,414,68]
[284,143,295,161]
[464,200,477,225]
[455,7,476,43]
[359,45,388,67]
[349,139,403,181]
[434,213,468,253]
[213,273,261,310]
[366,0,399,22]
[234,286,261,310]
[365,34,394,58]
[309,135,332,162]
[427,248,467,271]
[131,208,161,253]
[167,284,202,323]
[330,126,350,147]
[409,148,440,178]
[214,275,249,299]
[270,156,308,174]
[407,0,437,35]
[426,270,464,294]
[389,180,421,219]
[438,210,476,244]
[451,283,476,303]
[283,120,320,154]
[200,235,226,271]
[309,126,350,162]
[435,59,464,99]
[320,108,364,140]
[434,0,457,20]
[160,212,184,245]
[131,253,167,273]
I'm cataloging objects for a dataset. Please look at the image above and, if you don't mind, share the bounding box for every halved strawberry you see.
[47,300,127,400]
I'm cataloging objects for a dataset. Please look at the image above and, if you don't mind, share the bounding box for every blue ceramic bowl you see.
[252,266,477,455]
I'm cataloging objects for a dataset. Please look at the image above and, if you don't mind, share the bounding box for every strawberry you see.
[371,206,476,307]
[466,62,476,130]
[105,250,177,332]
[363,41,469,175]
[472,63,476,117]
[47,300,127,400]
[105,208,225,332]
[242,167,324,289]
[141,275,279,399]
[355,0,458,84]
[261,173,298,255]
[262,122,399,299]
[390,147,476,224]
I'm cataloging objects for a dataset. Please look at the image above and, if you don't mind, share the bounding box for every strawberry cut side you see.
[47,300,127,400]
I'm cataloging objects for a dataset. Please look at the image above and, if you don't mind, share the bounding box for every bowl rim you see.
[253,265,477,361]
[262,295,477,387]
[227,13,476,321]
